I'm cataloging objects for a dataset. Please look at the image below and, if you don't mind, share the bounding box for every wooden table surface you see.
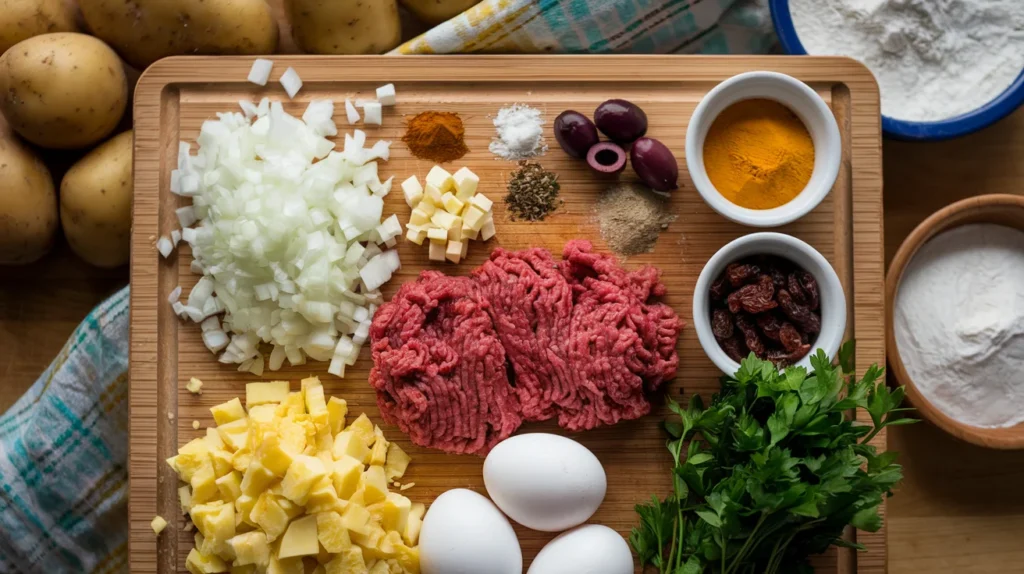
[2,79,1023,574]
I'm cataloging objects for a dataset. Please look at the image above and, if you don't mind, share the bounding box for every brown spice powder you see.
[596,183,677,256]
[402,111,469,164]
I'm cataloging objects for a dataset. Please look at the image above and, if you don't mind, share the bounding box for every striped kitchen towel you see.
[0,1,773,572]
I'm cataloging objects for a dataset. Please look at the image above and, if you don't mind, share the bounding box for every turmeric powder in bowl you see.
[702,99,814,210]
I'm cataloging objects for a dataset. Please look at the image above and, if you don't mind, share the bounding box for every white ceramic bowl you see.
[686,71,842,227]
[693,232,847,374]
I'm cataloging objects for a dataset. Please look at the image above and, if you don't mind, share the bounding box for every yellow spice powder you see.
[703,99,815,210]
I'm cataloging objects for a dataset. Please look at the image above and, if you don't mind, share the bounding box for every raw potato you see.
[79,0,278,69]
[0,0,77,55]
[60,130,133,268]
[286,0,401,54]
[0,129,58,265]
[399,0,479,24]
[0,33,127,149]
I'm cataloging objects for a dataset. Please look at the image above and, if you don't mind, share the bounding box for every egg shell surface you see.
[420,488,523,574]
[527,524,634,574]
[483,433,607,532]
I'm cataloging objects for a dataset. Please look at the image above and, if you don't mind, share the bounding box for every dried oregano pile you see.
[504,161,562,221]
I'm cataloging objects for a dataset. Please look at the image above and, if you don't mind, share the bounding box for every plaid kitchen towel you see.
[0,1,772,572]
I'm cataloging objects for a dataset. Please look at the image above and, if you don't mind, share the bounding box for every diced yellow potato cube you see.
[453,167,479,201]
[151,515,168,535]
[332,455,364,500]
[426,227,447,244]
[277,392,305,418]
[240,462,276,496]
[393,543,419,573]
[400,176,423,207]
[317,511,352,553]
[195,530,233,563]
[185,548,228,574]
[347,488,366,507]
[191,459,219,504]
[350,525,386,556]
[369,440,388,468]
[430,210,457,230]
[210,448,234,478]
[230,565,256,574]
[463,205,487,231]
[191,501,236,543]
[305,385,329,426]
[276,496,304,520]
[205,427,225,449]
[425,165,454,193]
[441,192,464,215]
[306,476,343,513]
[470,193,493,212]
[231,449,252,473]
[481,216,496,241]
[362,466,389,505]
[314,423,334,455]
[247,404,277,424]
[300,375,322,391]
[341,502,372,535]
[428,240,446,262]
[281,455,327,505]
[216,418,249,452]
[235,494,256,526]
[461,224,479,241]
[245,381,290,408]
[229,531,270,567]
[316,544,332,565]
[325,547,368,574]
[347,414,375,446]
[445,240,463,264]
[410,502,425,521]
[266,552,304,574]
[368,561,390,574]
[179,484,193,513]
[255,433,294,477]
[405,227,427,245]
[211,398,246,425]
[180,437,211,456]
[174,451,208,483]
[278,515,319,559]
[381,493,412,532]
[402,512,422,547]
[332,431,370,464]
[383,444,410,481]
[216,471,243,501]
[187,377,204,395]
[326,397,348,435]
[250,493,290,542]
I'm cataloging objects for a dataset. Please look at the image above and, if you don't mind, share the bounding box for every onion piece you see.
[280,67,302,98]
[157,236,173,258]
[363,102,382,126]
[376,83,396,106]
[168,285,182,303]
[248,59,273,86]
[345,99,360,125]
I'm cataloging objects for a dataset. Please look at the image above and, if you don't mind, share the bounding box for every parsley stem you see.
[725,512,768,574]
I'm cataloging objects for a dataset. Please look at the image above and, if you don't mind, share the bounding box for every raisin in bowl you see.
[693,232,847,374]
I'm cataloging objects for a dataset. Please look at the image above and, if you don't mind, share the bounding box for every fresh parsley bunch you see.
[630,343,915,574]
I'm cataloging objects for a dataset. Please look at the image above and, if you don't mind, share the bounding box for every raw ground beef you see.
[368,272,522,455]
[369,241,683,455]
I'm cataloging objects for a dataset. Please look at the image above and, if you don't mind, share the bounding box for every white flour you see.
[894,224,1024,429]
[789,0,1024,122]
[490,104,547,160]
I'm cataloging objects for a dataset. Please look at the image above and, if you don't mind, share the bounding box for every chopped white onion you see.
[376,83,396,106]
[345,99,360,125]
[168,286,182,304]
[279,67,302,98]
[248,59,273,86]
[157,236,174,258]
[176,206,197,228]
[171,229,181,246]
[238,100,259,119]
[363,102,382,126]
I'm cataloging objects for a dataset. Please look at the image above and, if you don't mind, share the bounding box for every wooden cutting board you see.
[129,55,884,574]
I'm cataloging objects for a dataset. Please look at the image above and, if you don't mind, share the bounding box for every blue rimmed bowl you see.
[770,0,1024,141]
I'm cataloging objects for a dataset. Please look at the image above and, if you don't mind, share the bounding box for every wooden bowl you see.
[886,194,1024,449]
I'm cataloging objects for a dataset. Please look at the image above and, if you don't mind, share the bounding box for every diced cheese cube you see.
[461,239,469,259]
[332,431,370,464]
[327,397,348,435]
[340,502,372,535]
[461,224,479,241]
[186,548,228,574]
[381,492,412,532]
[445,240,463,264]
[151,515,168,535]
[187,377,204,395]
[211,398,246,425]
[470,193,493,212]
[400,176,423,207]
[281,455,327,504]
[441,192,464,215]
[416,198,437,216]
[317,511,352,553]
[245,381,290,408]
[481,216,496,241]
[229,531,270,567]
[216,471,243,501]
[430,210,458,230]
[428,241,445,262]
[447,217,464,240]
[425,165,454,192]
[463,205,487,231]
[383,444,411,481]
[361,465,389,505]
[278,515,319,558]
[424,184,443,206]
[453,167,479,201]
[426,227,447,244]
[408,208,430,227]
[250,493,290,541]
[375,83,396,106]
[332,454,364,499]
[405,227,427,245]
[347,414,375,446]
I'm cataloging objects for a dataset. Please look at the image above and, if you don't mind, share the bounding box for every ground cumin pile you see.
[402,111,469,163]
[596,183,676,256]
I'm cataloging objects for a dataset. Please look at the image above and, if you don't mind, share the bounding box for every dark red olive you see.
[553,110,600,158]
[630,137,678,191]
[586,142,627,174]
[594,99,648,144]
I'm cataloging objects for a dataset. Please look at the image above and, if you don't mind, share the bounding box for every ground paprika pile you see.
[402,111,469,163]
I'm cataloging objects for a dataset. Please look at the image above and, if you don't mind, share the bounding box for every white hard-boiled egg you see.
[483,433,607,532]
[528,524,634,574]
[420,488,523,574]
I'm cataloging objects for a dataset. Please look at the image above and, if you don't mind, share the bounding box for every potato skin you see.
[60,130,133,268]
[286,0,401,55]
[79,0,279,69]
[0,33,127,149]
[0,131,58,265]
[0,0,78,56]
[399,0,479,25]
